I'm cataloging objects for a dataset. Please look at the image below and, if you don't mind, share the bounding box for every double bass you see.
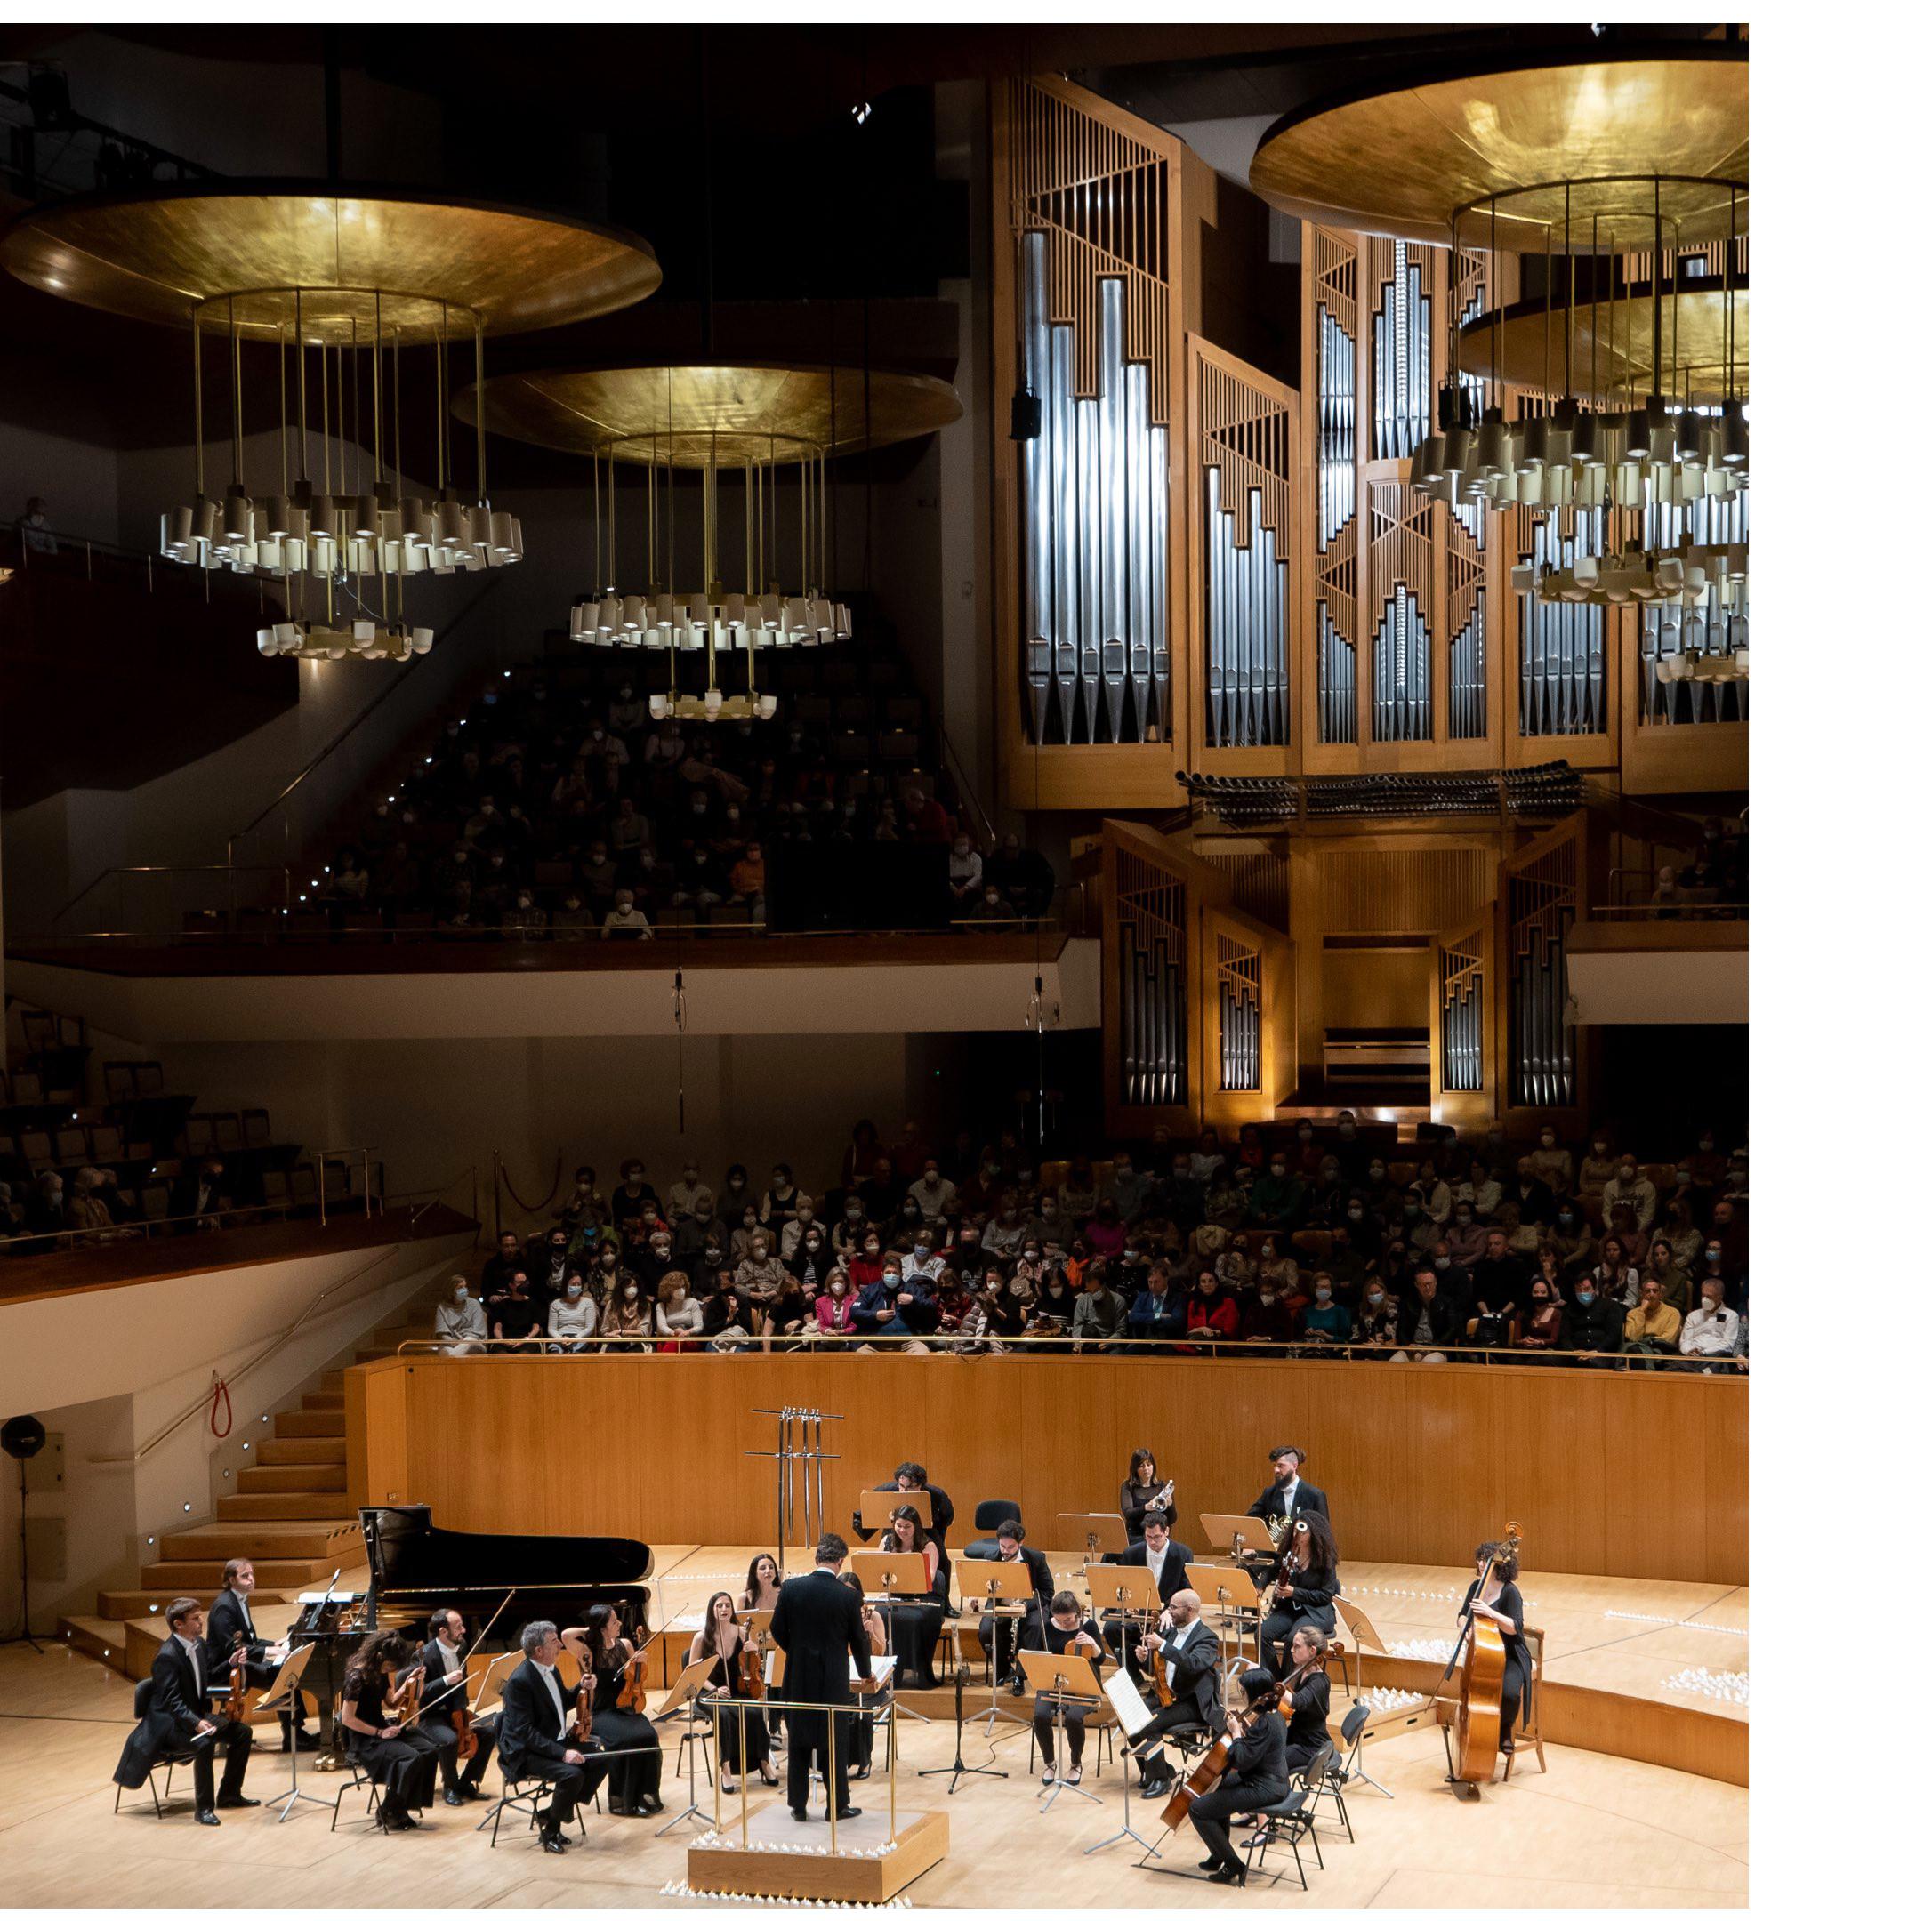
[1441,1521,1524,1796]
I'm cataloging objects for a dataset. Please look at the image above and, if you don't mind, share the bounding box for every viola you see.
[221,1631,249,1724]
[385,1666,423,1723]
[615,1639,653,1715]
[1160,1679,1284,1830]
[1446,1520,1525,1789]
[571,1668,595,1745]
[451,1706,479,1764]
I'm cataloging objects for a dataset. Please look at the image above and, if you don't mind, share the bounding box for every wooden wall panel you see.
[1316,844,1493,934]
[358,1354,1745,1587]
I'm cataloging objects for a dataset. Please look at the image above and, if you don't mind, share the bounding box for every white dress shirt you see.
[535,1660,570,1736]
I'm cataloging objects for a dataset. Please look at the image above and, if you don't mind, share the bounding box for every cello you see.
[1439,1521,1524,1799]
[1159,1676,1284,1830]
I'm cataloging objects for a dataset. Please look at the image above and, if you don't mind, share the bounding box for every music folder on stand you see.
[1018,1647,1102,1812]
[254,1642,326,1823]
[1056,1512,1127,1560]
[857,1485,932,1532]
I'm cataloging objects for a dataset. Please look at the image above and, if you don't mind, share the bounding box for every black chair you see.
[1243,1748,1332,1889]
[328,1757,382,1833]
[483,1773,587,1848]
[1325,1700,1389,1805]
[965,1498,1021,1558]
[112,1678,199,1818]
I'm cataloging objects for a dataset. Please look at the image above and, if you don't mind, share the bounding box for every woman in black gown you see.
[338,1629,439,1831]
[881,1507,943,1689]
[1258,1511,1341,1673]
[687,1592,776,1791]
[1027,1591,1105,1785]
[838,1570,890,1779]
[1461,1539,1533,1757]
[559,1604,664,1815]
[1118,1447,1172,1546]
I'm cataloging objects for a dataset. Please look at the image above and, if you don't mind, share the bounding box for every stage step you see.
[302,1391,344,1411]
[57,1614,128,1673]
[319,1370,345,1391]
[216,1491,353,1522]
[259,1435,345,1466]
[159,1520,352,1563]
[273,1409,345,1439]
[141,1556,322,1590]
[97,1587,293,1621]
[238,1464,346,1494]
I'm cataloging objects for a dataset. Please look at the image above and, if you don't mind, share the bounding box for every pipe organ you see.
[1113,846,1187,1108]
[1313,230,1361,747]
[1439,933,1485,1093]
[1518,511,1607,735]
[1373,239,1430,461]
[1504,823,1582,1113]
[1216,934,1262,1095]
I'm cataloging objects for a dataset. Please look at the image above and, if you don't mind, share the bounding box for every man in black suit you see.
[769,1532,876,1822]
[1123,1587,1224,1796]
[970,1519,1055,1691]
[205,1557,316,1752]
[112,1595,257,1823]
[1099,1507,1196,1680]
[1245,1445,1332,1573]
[495,1620,608,1854]
[416,1606,497,1805]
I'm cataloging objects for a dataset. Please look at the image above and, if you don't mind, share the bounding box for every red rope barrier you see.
[208,1375,233,1439]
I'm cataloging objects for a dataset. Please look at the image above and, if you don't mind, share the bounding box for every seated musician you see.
[206,1556,315,1751]
[852,1461,955,1567]
[415,1607,497,1805]
[496,1620,610,1854]
[837,1569,890,1780]
[1026,1590,1104,1788]
[1190,1667,1292,1887]
[337,1629,439,1831]
[970,1518,1053,1692]
[1257,1513,1341,1674]
[111,1595,258,1824]
[879,1506,943,1689]
[1279,1624,1333,1772]
[1100,1506,1195,1680]
[559,1604,664,1814]
[687,1593,778,1790]
[1124,1587,1223,1797]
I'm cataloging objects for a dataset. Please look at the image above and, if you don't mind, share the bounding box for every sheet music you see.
[1104,1668,1153,1738]
[849,1652,897,1684]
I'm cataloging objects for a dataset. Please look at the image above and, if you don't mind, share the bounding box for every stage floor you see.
[3,1550,1746,1908]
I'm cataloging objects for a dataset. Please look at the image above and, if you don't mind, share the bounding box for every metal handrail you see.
[935,719,999,848]
[48,863,294,938]
[224,567,512,872]
[310,1146,376,1227]
[1588,902,1747,920]
[390,1330,1747,1371]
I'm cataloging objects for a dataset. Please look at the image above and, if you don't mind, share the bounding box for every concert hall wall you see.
[350,1353,1745,1586]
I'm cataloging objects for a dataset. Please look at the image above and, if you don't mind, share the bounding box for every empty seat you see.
[183,1115,214,1156]
[133,1063,165,1097]
[833,694,874,728]
[87,1124,125,1162]
[321,1161,350,1202]
[792,694,833,727]
[884,695,925,728]
[54,1126,87,1163]
[262,1169,290,1206]
[534,860,575,888]
[101,1064,139,1103]
[831,732,872,765]
[212,1113,244,1153]
[20,1129,54,1167]
[288,1165,319,1208]
[140,1183,172,1220]
[10,1072,44,1105]
[877,731,919,762]
[241,1109,271,1147]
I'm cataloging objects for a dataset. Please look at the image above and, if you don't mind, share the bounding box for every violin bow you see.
[401,1587,519,1726]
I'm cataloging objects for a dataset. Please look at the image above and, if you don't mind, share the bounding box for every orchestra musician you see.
[1461,1538,1533,1757]
[852,1461,954,1607]
[1245,1445,1331,1571]
[415,1607,497,1804]
[206,1557,316,1751]
[687,1593,778,1789]
[559,1604,665,1814]
[496,1620,610,1854]
[1027,1590,1105,1786]
[1123,1587,1224,1797]
[337,1629,439,1832]
[1257,1512,1341,1673]
[742,1551,788,1747]
[111,1595,258,1825]
[879,1505,943,1689]
[1101,1506,1196,1681]
[970,1518,1054,1692]
[769,1532,874,1822]
[1190,1668,1292,1888]
[1278,1623,1334,1772]
[1118,1446,1174,1545]
[837,1569,890,1780]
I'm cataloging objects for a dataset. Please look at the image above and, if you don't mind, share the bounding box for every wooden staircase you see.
[57,1303,439,1679]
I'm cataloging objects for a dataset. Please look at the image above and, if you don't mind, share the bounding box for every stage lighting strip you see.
[659,1881,913,1906]
[1604,1609,1747,1636]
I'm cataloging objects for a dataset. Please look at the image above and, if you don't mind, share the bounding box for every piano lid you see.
[360,1505,655,1595]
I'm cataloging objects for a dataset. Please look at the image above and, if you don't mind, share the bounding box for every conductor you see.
[769,1531,875,1823]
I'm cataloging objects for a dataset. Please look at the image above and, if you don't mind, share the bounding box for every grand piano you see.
[356,1504,656,1644]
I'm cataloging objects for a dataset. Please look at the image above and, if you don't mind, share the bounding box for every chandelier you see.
[463,364,962,719]
[1249,49,1750,607]
[2,185,660,657]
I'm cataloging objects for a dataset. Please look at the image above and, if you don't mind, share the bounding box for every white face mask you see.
[454,1288,468,1303]
[624,1286,639,1300]
[567,1285,583,1300]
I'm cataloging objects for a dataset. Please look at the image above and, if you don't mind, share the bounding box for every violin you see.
[1445,1520,1525,1790]
[451,1705,479,1764]
[1160,1678,1284,1829]
[571,1667,595,1745]
[615,1638,653,1715]
[221,1631,249,1724]
[385,1665,423,1723]
[737,1625,766,1702]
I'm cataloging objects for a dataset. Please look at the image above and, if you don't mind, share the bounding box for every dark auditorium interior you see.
[0,19,1778,1913]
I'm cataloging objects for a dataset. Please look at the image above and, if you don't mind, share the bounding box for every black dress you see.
[345,1671,439,1811]
[1280,1663,1332,1772]
[1029,1616,1103,1772]
[694,1644,772,1777]
[882,1547,942,1688]
[1461,1577,1533,1748]
[588,1645,664,1809]
[1259,1559,1341,1667]
[1119,1477,1168,1544]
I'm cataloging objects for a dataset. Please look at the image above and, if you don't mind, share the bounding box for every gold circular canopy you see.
[457,363,965,466]
[0,184,662,342]
[1249,54,1748,250]
[1457,281,1749,403]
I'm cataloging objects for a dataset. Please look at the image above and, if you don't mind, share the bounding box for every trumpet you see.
[1153,1477,1176,1514]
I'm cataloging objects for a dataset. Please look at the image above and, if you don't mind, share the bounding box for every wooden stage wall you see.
[350,1354,1744,1587]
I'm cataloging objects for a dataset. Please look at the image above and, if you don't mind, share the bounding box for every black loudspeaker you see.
[1010,390,1042,441]
[1,1416,45,1460]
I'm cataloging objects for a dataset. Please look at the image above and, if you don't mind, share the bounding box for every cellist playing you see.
[1461,1537,1532,1765]
[1188,1667,1291,1888]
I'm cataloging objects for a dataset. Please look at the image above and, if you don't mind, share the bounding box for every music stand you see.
[1189,1563,1263,1675]
[949,1558,1034,1736]
[1086,1667,1160,1857]
[850,1551,936,1724]
[1083,1562,1163,1684]
[1057,1512,1128,1560]
[652,1658,720,1837]
[255,1642,326,1823]
[1018,1647,1102,1812]
[1200,1511,1274,1571]
[857,1485,931,1532]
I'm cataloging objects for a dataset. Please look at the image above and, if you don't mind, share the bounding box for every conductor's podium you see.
[687,1806,949,1902]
